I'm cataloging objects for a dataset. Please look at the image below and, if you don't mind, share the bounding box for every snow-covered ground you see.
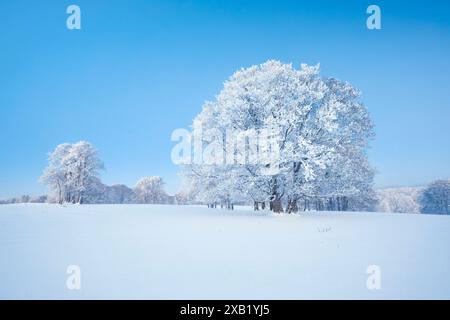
[1,204,449,299]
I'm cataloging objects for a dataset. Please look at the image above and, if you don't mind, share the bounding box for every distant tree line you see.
[1,140,448,215]
[0,195,48,205]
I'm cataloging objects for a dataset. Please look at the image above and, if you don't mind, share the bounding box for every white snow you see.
[1,204,450,299]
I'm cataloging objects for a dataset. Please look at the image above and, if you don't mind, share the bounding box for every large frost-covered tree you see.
[182,60,375,212]
[40,141,104,204]
[419,180,450,215]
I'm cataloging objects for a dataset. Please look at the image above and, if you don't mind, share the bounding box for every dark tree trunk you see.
[271,199,284,213]
[342,197,349,211]
[287,198,298,213]
[269,176,283,213]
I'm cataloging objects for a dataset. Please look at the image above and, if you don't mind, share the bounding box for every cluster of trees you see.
[40,141,104,204]
[81,176,173,204]
[376,187,423,214]
[134,177,168,204]
[39,141,171,204]
[182,60,376,213]
[419,180,450,215]
[373,180,450,215]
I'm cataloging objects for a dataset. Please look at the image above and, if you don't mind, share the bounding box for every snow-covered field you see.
[1,204,449,299]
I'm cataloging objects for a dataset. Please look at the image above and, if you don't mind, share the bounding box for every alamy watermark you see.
[171,125,281,173]
[66,5,81,30]
[366,5,381,30]
[366,265,381,290]
[66,265,81,290]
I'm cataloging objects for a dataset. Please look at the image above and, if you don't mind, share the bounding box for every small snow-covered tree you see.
[82,179,135,204]
[105,184,135,204]
[419,180,450,215]
[29,195,48,203]
[63,141,104,204]
[134,176,168,204]
[40,143,72,204]
[377,187,422,213]
[40,141,104,204]
[20,195,31,203]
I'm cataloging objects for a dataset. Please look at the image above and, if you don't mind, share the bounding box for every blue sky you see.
[1,0,449,198]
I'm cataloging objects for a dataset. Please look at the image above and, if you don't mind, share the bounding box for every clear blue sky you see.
[1,0,450,198]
